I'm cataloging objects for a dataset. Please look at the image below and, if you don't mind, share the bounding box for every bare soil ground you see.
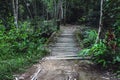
[17,60,118,80]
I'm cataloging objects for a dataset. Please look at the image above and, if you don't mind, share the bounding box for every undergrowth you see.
[77,26,120,78]
[0,20,56,80]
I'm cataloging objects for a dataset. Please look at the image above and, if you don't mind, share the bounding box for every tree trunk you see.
[32,0,37,18]
[16,0,18,21]
[23,0,33,19]
[12,0,18,28]
[60,0,64,20]
[95,0,103,43]
[63,0,66,25]
[54,0,57,20]
[34,0,37,18]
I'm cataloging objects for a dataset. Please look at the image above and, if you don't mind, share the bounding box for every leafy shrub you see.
[0,20,56,79]
[78,16,87,24]
[90,41,109,67]
[80,39,120,68]
[78,49,90,56]
[79,26,120,75]
[40,20,57,38]
[83,30,97,47]
[114,21,120,49]
[77,28,97,48]
[91,41,120,70]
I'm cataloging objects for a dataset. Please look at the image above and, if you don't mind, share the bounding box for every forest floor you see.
[16,25,119,80]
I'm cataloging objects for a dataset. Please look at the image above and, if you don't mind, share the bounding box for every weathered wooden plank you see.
[44,56,91,60]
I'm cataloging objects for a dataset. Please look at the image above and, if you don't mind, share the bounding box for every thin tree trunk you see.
[12,0,18,28]
[57,0,63,20]
[42,1,45,19]
[34,0,37,18]
[54,0,57,19]
[60,0,63,20]
[63,0,66,25]
[32,0,37,18]
[57,0,60,20]
[23,0,33,19]
[95,0,103,43]
[16,0,18,21]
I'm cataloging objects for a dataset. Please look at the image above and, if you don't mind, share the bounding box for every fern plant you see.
[83,30,97,48]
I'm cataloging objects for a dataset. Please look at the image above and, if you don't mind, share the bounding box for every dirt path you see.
[17,25,118,80]
[37,60,114,80]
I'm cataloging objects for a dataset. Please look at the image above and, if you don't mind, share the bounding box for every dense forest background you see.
[0,0,120,79]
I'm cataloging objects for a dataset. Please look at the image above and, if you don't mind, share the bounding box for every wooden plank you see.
[44,56,91,60]
[31,65,42,80]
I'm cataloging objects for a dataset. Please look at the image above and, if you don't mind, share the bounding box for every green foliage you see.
[84,30,97,41]
[78,16,87,24]
[80,29,97,48]
[90,41,108,67]
[78,28,96,55]
[101,0,120,75]
[0,20,54,79]
[40,20,57,37]
[103,0,120,28]
[78,27,120,75]
[66,0,85,23]
[91,40,120,69]
[114,21,120,48]
[80,38,120,68]
[78,49,90,56]
[87,10,100,27]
